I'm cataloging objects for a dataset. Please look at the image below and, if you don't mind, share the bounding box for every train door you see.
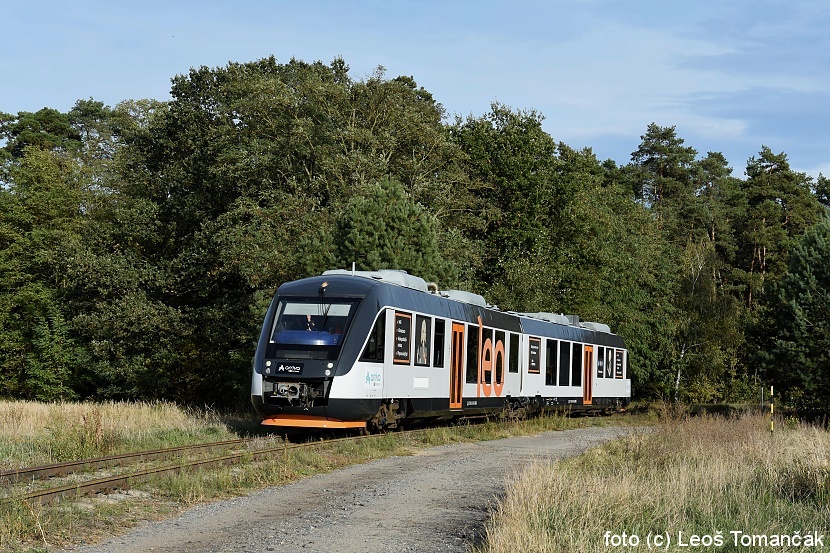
[582,345,594,404]
[450,323,465,410]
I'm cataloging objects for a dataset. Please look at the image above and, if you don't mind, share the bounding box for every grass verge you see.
[476,412,830,552]
[0,400,643,552]
[0,400,242,468]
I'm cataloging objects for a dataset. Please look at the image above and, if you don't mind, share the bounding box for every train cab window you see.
[268,297,359,361]
[414,315,432,367]
[545,339,557,386]
[508,333,519,373]
[558,341,570,386]
[466,324,479,383]
[433,319,445,368]
[571,343,583,386]
[359,311,386,363]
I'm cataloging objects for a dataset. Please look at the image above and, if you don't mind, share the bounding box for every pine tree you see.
[760,216,830,409]
[334,178,455,285]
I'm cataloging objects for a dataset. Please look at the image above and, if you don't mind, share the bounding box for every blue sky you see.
[3,0,828,179]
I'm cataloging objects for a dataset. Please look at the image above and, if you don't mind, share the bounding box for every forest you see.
[1,56,828,410]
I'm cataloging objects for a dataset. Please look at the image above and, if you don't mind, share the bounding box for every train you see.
[251,270,631,430]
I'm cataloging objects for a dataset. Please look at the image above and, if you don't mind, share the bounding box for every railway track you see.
[0,438,257,485]
[2,431,411,506]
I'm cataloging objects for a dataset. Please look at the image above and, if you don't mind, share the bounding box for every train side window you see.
[528,337,541,374]
[495,330,505,384]
[615,349,624,379]
[597,347,605,379]
[545,339,557,386]
[433,319,445,367]
[482,328,493,383]
[571,343,582,386]
[466,324,479,383]
[508,333,519,373]
[605,347,614,378]
[558,341,570,386]
[414,315,432,367]
[359,311,386,363]
[393,311,412,365]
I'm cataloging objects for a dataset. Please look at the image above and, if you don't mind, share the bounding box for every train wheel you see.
[369,400,403,432]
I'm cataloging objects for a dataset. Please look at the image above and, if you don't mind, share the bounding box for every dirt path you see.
[61,426,636,553]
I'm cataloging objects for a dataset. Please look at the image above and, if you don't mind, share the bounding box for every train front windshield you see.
[266,298,360,361]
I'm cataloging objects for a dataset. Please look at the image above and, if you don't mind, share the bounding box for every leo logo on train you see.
[476,316,505,398]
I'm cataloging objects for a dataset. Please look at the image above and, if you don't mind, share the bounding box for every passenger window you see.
[606,347,614,378]
[528,337,541,374]
[508,333,519,373]
[360,311,386,363]
[495,330,505,383]
[546,339,557,386]
[433,319,445,367]
[482,328,493,383]
[393,311,412,365]
[597,347,605,379]
[466,324,479,383]
[558,342,570,386]
[571,343,582,386]
[414,315,432,367]
[615,350,624,378]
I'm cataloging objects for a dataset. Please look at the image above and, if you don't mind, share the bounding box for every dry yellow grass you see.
[479,414,830,552]
[0,401,628,552]
[0,400,236,468]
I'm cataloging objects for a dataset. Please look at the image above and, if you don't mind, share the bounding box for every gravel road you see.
[61,426,636,553]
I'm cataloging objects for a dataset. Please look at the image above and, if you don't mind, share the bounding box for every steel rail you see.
[7,431,422,506]
[0,438,259,485]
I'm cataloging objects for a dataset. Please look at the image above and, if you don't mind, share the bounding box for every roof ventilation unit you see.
[322,269,429,293]
[580,321,612,334]
[521,312,571,325]
[442,289,488,307]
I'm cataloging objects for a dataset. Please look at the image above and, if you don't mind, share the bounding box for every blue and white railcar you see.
[251,270,631,430]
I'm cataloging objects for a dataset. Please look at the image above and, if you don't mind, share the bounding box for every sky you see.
[3,0,829,180]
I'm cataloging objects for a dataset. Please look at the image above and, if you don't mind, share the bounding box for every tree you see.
[0,108,81,159]
[0,147,88,400]
[450,103,562,299]
[814,174,830,208]
[736,147,825,309]
[334,178,456,285]
[101,56,469,403]
[759,216,830,408]
[629,123,697,214]
[625,126,754,401]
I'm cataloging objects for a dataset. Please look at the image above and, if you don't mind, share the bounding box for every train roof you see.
[308,270,619,338]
